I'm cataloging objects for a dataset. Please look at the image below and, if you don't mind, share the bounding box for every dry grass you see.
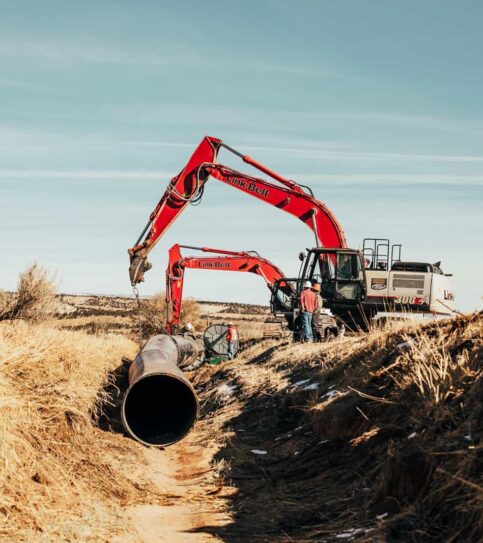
[202,315,268,340]
[0,321,155,542]
[56,315,134,336]
[389,322,478,405]
[0,264,57,322]
[49,292,270,341]
[0,285,480,542]
[191,313,483,542]
[140,292,203,336]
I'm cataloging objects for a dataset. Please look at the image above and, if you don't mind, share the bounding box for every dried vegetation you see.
[1,272,481,542]
[0,322,158,542]
[191,312,482,542]
[139,292,203,336]
[0,264,57,322]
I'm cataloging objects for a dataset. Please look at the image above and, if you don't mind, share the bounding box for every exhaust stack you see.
[121,334,203,447]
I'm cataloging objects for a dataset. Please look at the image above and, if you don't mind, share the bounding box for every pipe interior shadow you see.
[122,374,198,446]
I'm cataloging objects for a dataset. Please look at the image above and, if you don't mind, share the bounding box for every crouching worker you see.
[180,322,195,336]
[226,322,239,359]
[300,281,317,341]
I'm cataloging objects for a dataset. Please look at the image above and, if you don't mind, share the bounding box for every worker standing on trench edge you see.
[311,282,323,341]
[300,281,317,342]
[226,322,239,359]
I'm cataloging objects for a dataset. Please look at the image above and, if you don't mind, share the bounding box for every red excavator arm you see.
[165,244,292,332]
[128,136,347,284]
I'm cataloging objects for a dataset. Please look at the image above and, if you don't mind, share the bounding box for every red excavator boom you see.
[165,244,292,332]
[128,136,347,284]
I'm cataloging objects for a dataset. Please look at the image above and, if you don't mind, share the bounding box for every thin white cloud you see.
[0,36,197,65]
[0,78,46,89]
[123,140,195,149]
[0,169,480,186]
[242,146,483,163]
[101,102,483,142]
[242,60,334,78]
[0,169,170,179]
[0,125,100,147]
[125,139,483,164]
[2,126,482,174]
[0,34,335,78]
[310,111,483,135]
[292,173,483,185]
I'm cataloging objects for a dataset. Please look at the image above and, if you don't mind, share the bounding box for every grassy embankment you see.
[192,312,482,541]
[1,265,481,541]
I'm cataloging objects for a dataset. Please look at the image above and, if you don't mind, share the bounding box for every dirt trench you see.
[108,313,482,543]
[99,358,231,543]
[123,434,230,543]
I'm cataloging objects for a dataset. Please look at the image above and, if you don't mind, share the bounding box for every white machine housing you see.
[364,267,454,314]
[362,239,455,315]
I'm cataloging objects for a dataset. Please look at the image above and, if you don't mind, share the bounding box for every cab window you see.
[272,280,294,311]
[336,253,362,281]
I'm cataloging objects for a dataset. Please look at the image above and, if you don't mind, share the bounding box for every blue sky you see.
[0,0,482,311]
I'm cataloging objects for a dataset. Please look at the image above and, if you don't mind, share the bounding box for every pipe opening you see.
[122,374,198,446]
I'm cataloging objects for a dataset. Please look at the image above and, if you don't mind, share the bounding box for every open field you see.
[53,294,272,340]
[0,292,481,542]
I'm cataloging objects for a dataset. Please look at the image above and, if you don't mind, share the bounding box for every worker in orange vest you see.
[300,280,317,341]
[226,322,239,359]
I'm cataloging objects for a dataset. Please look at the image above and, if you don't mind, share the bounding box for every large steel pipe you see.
[121,334,203,447]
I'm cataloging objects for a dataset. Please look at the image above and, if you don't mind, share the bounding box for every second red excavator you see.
[165,244,293,333]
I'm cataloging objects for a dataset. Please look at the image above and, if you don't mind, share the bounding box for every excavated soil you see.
[124,438,229,543]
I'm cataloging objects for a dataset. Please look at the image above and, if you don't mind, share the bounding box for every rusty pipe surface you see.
[121,334,203,447]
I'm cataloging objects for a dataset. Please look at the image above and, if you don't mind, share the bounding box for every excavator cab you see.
[271,278,298,313]
[300,248,366,306]
[270,248,367,331]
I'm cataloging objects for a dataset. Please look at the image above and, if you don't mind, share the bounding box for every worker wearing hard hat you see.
[180,322,195,336]
[226,322,239,359]
[299,280,317,341]
[311,282,323,341]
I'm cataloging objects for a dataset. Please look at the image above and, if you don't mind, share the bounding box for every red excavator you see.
[165,244,341,339]
[128,136,347,282]
[165,244,293,333]
[128,136,454,328]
